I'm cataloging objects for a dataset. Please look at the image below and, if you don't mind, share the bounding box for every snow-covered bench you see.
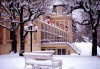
[32,50,55,57]
[23,52,62,69]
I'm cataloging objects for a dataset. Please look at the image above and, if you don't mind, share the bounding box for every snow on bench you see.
[23,52,62,69]
[32,50,55,57]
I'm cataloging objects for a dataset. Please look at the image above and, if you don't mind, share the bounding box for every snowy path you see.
[0,54,100,69]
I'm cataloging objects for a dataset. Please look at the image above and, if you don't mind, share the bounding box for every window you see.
[52,49,56,55]
[68,50,70,55]
[57,30,59,35]
[58,49,61,55]
[52,36,55,42]
[48,26,50,32]
[58,49,66,55]
[45,33,48,39]
[51,27,53,33]
[45,24,47,31]
[47,25,49,31]
[6,28,10,43]
[55,36,58,42]
[34,32,37,40]
[41,24,45,30]
[0,27,3,44]
[41,32,45,39]
[49,27,52,32]
[62,49,66,55]
[55,29,57,34]
[48,34,50,40]
[60,31,62,35]
[53,27,55,33]
[51,35,53,42]
[41,49,45,51]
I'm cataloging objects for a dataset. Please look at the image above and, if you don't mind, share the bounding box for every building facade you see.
[23,5,75,55]
[0,5,76,55]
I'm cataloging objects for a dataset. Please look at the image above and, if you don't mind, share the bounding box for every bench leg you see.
[33,66,35,69]
[24,64,34,69]
[24,64,28,69]
[33,64,41,69]
[59,66,62,69]
[24,64,30,69]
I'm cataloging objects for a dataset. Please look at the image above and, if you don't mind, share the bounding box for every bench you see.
[32,50,55,57]
[23,52,62,69]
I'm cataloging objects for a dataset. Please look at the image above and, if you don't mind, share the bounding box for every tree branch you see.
[23,6,33,23]
[14,23,20,31]
[71,1,90,13]
[96,11,100,27]
[23,31,28,39]
[1,2,11,17]
[0,23,11,30]
[73,19,91,25]
[23,1,45,23]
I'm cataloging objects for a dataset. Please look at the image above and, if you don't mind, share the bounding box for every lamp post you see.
[24,21,38,52]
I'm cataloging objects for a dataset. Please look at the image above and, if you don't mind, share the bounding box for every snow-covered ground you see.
[0,53,100,69]
[0,42,100,69]
[73,42,100,56]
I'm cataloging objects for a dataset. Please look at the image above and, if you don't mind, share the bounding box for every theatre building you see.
[0,5,76,55]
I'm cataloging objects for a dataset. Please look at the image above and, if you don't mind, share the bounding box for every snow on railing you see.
[42,42,68,45]
[67,42,81,54]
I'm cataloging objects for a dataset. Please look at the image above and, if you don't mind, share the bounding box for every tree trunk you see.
[19,23,24,56]
[11,38,17,53]
[10,31,17,53]
[19,6,24,56]
[92,28,97,56]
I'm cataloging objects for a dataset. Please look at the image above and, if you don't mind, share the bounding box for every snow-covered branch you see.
[1,2,11,17]
[23,0,45,23]
[73,19,90,25]
[0,22,11,30]
[96,11,100,27]
[71,0,90,13]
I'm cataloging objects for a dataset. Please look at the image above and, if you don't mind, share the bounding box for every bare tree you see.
[16,0,45,56]
[62,0,100,56]
[0,0,20,53]
[0,0,54,55]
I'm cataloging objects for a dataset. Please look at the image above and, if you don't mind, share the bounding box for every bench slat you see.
[23,51,62,69]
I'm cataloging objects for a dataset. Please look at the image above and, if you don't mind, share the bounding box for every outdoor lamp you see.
[24,21,38,52]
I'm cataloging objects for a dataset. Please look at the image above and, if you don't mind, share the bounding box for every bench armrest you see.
[52,58,62,68]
